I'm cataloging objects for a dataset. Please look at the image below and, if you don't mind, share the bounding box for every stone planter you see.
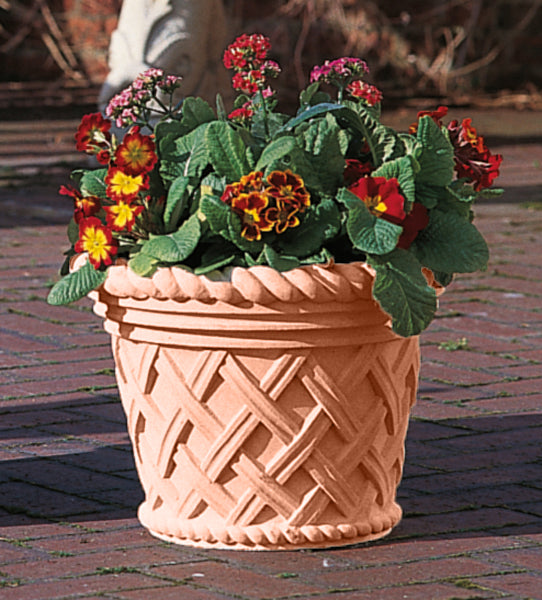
[91,261,422,550]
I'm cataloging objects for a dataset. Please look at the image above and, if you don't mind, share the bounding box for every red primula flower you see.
[265,170,310,212]
[104,200,144,232]
[230,191,274,241]
[348,176,406,223]
[74,217,117,268]
[343,159,373,186]
[105,167,149,201]
[447,118,503,190]
[409,106,449,135]
[397,202,430,249]
[114,127,157,175]
[59,185,101,223]
[75,112,111,155]
[221,171,264,205]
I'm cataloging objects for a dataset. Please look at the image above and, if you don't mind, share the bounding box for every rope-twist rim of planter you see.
[99,261,378,306]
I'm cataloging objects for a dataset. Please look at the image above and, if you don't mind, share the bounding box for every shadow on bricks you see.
[1,409,540,540]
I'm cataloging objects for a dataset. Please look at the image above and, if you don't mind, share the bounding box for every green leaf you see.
[128,252,161,277]
[280,103,344,132]
[263,245,300,271]
[372,156,416,208]
[164,175,191,231]
[47,260,107,305]
[336,103,400,166]
[255,136,297,171]
[370,250,438,337]
[412,209,489,273]
[277,199,341,257]
[200,193,232,239]
[205,121,250,181]
[173,123,210,178]
[298,114,346,193]
[140,213,201,263]
[180,97,215,131]
[158,122,210,183]
[415,183,443,209]
[415,116,454,186]
[155,120,185,152]
[79,169,107,198]
[337,188,402,255]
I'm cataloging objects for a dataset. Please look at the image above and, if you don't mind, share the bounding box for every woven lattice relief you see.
[112,333,419,549]
[92,262,425,549]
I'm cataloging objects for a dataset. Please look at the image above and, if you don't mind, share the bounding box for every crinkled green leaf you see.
[174,123,210,177]
[256,136,297,171]
[180,97,215,132]
[298,114,346,193]
[277,199,341,257]
[263,245,301,271]
[415,183,444,209]
[200,193,232,239]
[372,155,417,208]
[337,188,402,255]
[47,260,107,305]
[128,252,161,277]
[415,116,454,186]
[79,169,107,198]
[205,121,250,181]
[159,122,210,183]
[412,209,489,273]
[164,175,191,232]
[370,250,437,337]
[139,213,201,263]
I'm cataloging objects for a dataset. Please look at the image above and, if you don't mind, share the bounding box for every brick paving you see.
[1,110,541,599]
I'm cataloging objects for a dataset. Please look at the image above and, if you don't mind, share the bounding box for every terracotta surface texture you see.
[91,262,421,550]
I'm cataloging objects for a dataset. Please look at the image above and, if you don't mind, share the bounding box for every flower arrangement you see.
[47,33,503,337]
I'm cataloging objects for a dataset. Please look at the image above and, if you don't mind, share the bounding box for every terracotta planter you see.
[91,261,421,550]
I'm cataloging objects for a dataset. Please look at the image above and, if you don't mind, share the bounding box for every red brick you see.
[309,556,512,590]
[0,573,165,600]
[477,573,542,598]
[151,561,322,598]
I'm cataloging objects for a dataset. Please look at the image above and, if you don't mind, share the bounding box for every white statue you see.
[99,0,228,111]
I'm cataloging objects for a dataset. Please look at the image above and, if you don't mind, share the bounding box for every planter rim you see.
[98,261,379,306]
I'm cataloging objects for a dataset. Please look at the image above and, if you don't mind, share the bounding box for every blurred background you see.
[1,0,541,116]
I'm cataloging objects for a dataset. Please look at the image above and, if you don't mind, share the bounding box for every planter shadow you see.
[0,412,540,540]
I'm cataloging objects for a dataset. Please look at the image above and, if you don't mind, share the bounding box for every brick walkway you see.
[1,112,541,599]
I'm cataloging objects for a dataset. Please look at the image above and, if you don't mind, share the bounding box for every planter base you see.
[139,502,401,550]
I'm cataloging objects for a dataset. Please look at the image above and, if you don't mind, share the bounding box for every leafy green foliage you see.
[205,121,251,181]
[48,44,499,338]
[338,189,402,255]
[415,117,454,186]
[412,209,489,274]
[370,250,437,337]
[47,260,107,305]
[79,169,107,198]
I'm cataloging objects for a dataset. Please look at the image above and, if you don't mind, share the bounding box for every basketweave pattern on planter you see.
[112,331,419,547]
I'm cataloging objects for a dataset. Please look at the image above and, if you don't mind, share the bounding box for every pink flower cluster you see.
[106,69,183,128]
[310,57,369,85]
[310,57,382,106]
